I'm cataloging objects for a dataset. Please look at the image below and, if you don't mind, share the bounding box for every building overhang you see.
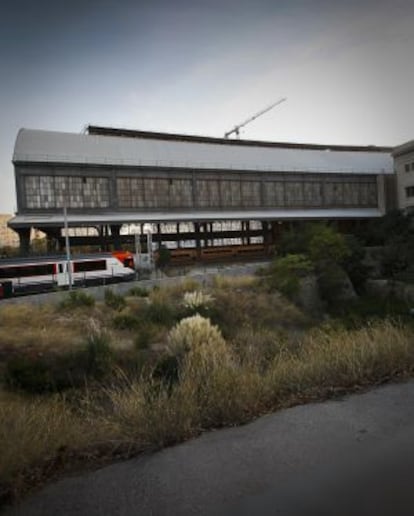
[8,208,383,229]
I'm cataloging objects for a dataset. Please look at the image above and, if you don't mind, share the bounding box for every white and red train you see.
[0,252,135,298]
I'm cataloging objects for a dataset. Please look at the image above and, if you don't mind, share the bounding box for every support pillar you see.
[176,223,181,248]
[110,224,121,250]
[194,222,201,258]
[157,224,162,249]
[44,230,60,254]
[16,227,31,256]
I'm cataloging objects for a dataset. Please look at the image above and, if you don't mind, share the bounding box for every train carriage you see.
[0,253,135,297]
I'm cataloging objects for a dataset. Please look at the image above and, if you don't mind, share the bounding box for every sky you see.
[1,0,414,213]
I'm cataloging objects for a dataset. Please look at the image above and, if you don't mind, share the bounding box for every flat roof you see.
[87,125,393,153]
[8,208,382,229]
[13,129,393,175]
[392,139,414,158]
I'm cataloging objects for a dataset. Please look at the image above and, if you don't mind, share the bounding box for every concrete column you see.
[44,230,60,254]
[176,223,181,248]
[157,224,162,249]
[110,224,122,250]
[16,227,31,256]
[194,222,201,257]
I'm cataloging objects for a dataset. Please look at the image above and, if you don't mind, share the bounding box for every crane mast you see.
[224,97,287,139]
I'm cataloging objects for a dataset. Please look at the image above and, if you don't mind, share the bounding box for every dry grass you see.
[0,390,114,485]
[211,274,257,290]
[0,303,95,353]
[209,288,310,338]
[102,319,414,449]
[1,284,414,504]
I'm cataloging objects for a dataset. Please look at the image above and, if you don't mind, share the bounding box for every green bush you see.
[343,235,369,293]
[128,286,149,297]
[152,354,180,386]
[4,356,54,394]
[134,325,154,351]
[156,246,171,268]
[266,254,313,298]
[84,330,113,379]
[337,294,412,327]
[308,224,350,265]
[59,290,95,309]
[112,311,141,330]
[146,301,177,326]
[104,288,126,311]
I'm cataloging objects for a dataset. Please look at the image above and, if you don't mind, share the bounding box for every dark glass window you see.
[406,186,414,198]
[73,260,107,273]
[0,263,54,279]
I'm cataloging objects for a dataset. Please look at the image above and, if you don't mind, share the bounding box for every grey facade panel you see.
[14,129,394,175]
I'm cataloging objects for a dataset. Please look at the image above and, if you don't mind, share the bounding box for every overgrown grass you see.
[0,391,115,486]
[1,318,413,502]
[59,290,95,309]
[1,279,414,505]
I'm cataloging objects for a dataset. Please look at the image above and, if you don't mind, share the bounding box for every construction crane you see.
[224,97,287,139]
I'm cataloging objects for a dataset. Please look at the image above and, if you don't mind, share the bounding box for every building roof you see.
[8,208,383,229]
[392,139,414,158]
[13,128,393,175]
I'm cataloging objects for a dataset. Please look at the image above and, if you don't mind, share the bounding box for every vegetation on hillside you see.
[1,215,414,506]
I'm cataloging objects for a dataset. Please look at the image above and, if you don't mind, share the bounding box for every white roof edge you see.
[8,208,382,227]
[13,129,394,175]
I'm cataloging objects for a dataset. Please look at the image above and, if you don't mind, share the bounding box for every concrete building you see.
[392,140,414,214]
[0,214,19,248]
[8,126,396,254]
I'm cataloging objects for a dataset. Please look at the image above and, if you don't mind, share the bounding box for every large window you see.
[241,181,261,207]
[196,180,220,207]
[24,175,110,209]
[263,181,284,207]
[220,181,241,207]
[406,186,414,198]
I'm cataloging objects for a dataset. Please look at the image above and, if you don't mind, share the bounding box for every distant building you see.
[0,214,19,248]
[8,126,396,254]
[392,140,414,213]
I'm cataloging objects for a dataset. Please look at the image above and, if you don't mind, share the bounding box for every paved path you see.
[5,381,414,516]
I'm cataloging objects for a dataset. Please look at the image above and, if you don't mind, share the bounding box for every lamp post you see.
[63,188,73,290]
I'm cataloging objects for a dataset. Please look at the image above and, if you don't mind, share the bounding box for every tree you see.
[308,224,350,266]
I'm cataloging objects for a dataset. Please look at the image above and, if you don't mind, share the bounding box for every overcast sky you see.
[1,0,413,213]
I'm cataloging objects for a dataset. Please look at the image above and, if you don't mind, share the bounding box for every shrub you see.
[167,314,227,361]
[266,254,313,298]
[104,288,126,311]
[4,356,54,394]
[146,301,177,326]
[83,320,113,379]
[156,246,171,268]
[59,290,95,309]
[134,325,155,351]
[308,224,350,265]
[181,290,214,317]
[112,311,140,330]
[343,235,369,293]
[128,286,149,297]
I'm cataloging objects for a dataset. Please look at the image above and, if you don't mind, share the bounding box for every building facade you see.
[8,126,396,254]
[392,140,414,213]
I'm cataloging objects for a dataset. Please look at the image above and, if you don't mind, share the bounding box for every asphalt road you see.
[5,381,414,516]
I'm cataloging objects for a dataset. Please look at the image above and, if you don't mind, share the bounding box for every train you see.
[0,253,135,298]
[0,244,269,298]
